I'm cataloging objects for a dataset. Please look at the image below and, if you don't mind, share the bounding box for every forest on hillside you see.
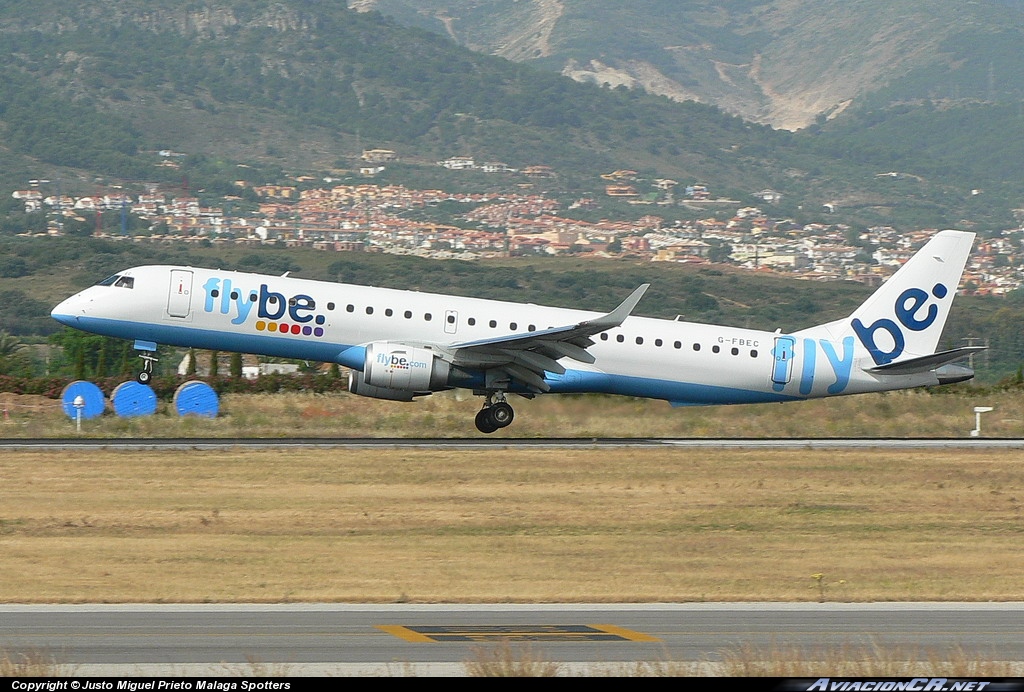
[0,2,1020,230]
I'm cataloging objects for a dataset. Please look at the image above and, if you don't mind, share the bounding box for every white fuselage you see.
[51,264,946,406]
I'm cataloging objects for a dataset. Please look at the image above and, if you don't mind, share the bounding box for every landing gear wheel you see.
[475,408,500,434]
[490,401,514,428]
[136,351,157,385]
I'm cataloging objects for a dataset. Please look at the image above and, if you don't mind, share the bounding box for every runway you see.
[5,439,1023,676]
[2,603,1023,676]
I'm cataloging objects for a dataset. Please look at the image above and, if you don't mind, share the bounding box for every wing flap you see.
[447,284,649,391]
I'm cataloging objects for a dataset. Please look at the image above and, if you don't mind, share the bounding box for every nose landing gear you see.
[474,394,515,434]
[136,353,158,384]
[134,340,159,385]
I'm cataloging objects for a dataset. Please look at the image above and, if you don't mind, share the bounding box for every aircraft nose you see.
[51,295,85,327]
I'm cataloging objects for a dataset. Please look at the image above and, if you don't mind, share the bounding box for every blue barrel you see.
[61,381,105,420]
[111,381,158,417]
[173,380,219,418]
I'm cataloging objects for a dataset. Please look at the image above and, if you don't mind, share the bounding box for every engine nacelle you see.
[347,342,450,401]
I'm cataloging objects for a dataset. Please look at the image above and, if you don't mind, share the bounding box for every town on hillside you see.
[12,160,1022,296]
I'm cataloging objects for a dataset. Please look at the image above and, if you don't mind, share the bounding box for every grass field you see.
[1,444,1022,603]
[3,390,1022,675]
[1,387,1021,438]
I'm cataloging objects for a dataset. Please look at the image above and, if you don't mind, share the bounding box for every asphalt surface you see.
[2,603,1023,676]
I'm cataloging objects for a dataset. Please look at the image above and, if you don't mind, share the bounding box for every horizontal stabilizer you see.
[865,346,986,375]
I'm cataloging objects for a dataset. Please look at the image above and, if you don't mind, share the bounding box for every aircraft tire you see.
[490,402,514,428]
[137,370,152,385]
[474,408,500,434]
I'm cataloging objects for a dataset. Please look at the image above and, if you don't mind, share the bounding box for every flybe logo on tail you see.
[201,277,326,338]
[852,283,948,365]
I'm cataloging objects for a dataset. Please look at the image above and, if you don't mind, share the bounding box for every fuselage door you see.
[444,309,459,335]
[772,335,796,385]
[167,269,193,318]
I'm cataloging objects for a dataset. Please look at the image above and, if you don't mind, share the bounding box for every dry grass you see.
[1,388,1021,438]
[462,640,1024,676]
[718,641,1024,677]
[464,641,562,677]
[1,446,1022,602]
[0,649,76,676]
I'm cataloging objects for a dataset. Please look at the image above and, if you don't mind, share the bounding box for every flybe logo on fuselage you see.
[201,277,326,338]
[852,284,948,366]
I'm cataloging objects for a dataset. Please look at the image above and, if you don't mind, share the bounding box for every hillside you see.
[0,2,770,176]
[0,1,1021,230]
[354,0,1024,130]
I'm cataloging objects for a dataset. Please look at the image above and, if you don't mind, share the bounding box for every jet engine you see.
[347,341,450,401]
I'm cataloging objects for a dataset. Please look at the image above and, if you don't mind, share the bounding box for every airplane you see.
[51,229,983,433]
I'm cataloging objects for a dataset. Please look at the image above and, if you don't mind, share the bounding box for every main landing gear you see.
[475,393,515,434]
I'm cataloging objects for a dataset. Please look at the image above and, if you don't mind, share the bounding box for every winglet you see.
[581,284,649,330]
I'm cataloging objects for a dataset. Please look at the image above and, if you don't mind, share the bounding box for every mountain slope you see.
[0,1,791,191]
[0,1,1021,230]
[352,0,1024,130]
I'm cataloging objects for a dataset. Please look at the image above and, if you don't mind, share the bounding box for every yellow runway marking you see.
[377,624,660,643]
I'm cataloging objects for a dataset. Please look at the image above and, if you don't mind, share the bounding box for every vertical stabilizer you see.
[802,230,975,365]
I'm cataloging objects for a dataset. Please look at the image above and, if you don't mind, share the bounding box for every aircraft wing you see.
[444,284,649,393]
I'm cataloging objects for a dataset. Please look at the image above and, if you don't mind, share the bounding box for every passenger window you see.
[468,317,476,326]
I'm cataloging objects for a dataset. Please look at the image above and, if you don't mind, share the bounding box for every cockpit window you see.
[95,274,135,288]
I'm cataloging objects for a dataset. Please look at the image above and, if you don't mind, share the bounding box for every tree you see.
[229,351,243,379]
[707,242,733,264]
[0,331,31,376]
